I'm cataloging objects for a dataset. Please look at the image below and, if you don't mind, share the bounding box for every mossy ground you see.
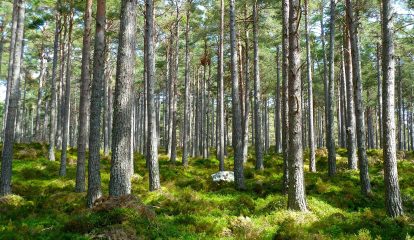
[0,143,413,239]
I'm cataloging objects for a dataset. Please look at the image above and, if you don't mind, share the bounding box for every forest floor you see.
[0,143,413,239]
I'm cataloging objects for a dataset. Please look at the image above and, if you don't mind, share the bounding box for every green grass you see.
[0,143,413,239]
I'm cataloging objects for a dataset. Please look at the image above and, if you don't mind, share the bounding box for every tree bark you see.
[182,0,192,167]
[346,0,371,195]
[87,0,105,207]
[145,0,161,191]
[48,4,61,161]
[281,0,289,193]
[76,0,93,193]
[305,0,315,172]
[287,0,307,211]
[381,0,403,217]
[275,46,281,153]
[0,0,25,196]
[59,2,74,177]
[230,0,245,190]
[253,0,263,170]
[326,0,336,177]
[217,0,225,171]
[109,0,137,196]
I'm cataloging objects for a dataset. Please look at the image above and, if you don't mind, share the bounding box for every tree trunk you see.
[343,24,357,170]
[230,0,245,190]
[145,0,161,191]
[381,0,403,217]
[305,0,315,172]
[75,0,93,193]
[242,4,251,164]
[253,0,263,170]
[376,43,383,148]
[281,0,289,193]
[48,4,61,161]
[275,46,281,153]
[326,0,336,177]
[0,0,25,196]
[3,0,19,135]
[109,0,137,196]
[287,0,307,211]
[59,3,74,177]
[87,0,105,207]
[346,0,371,195]
[182,0,192,167]
[216,0,225,171]
[34,42,46,140]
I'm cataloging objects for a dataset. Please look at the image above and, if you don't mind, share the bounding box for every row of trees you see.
[0,0,412,217]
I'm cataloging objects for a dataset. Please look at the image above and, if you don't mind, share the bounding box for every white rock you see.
[211,171,234,182]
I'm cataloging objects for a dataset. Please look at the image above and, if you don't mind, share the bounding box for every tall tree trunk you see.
[376,43,383,148]
[170,6,180,163]
[346,0,371,195]
[275,46,281,153]
[34,42,46,140]
[3,0,19,135]
[182,0,192,167]
[343,24,357,169]
[253,0,263,170]
[242,4,251,163]
[287,0,307,211]
[87,0,105,207]
[48,4,61,161]
[326,0,336,177]
[76,0,93,193]
[217,0,225,171]
[145,0,161,191]
[397,59,403,150]
[381,0,403,217]
[109,0,137,196]
[0,0,25,196]
[305,0,315,172]
[59,2,74,177]
[230,0,245,190]
[281,0,289,193]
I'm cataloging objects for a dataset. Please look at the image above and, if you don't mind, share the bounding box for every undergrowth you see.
[0,143,413,239]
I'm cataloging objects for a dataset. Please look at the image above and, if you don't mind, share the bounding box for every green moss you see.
[1,144,413,239]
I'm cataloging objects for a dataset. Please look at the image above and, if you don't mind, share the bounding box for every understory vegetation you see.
[0,143,413,239]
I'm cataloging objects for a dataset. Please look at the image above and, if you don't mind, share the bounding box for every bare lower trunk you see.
[287,0,307,211]
[230,0,245,190]
[381,0,403,217]
[109,0,137,196]
[281,0,289,193]
[145,0,160,191]
[346,0,371,195]
[0,0,25,196]
[48,5,60,161]
[76,0,92,193]
[343,25,357,170]
[182,0,192,167]
[305,0,315,172]
[326,0,336,177]
[87,0,105,207]
[59,4,74,177]
[253,1,263,170]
